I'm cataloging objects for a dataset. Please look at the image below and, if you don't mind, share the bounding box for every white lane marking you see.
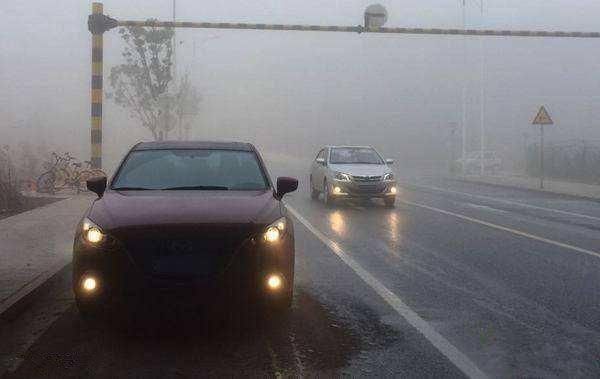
[287,206,488,379]
[398,199,600,260]
[401,183,600,223]
[465,204,507,213]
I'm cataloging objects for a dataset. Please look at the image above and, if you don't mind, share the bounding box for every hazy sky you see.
[2,1,600,169]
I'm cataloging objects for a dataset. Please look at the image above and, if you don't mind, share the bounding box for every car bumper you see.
[72,233,294,307]
[329,179,397,198]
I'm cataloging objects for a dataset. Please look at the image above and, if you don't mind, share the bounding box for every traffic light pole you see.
[87,2,600,169]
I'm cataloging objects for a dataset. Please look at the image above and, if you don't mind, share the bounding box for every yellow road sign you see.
[532,106,554,125]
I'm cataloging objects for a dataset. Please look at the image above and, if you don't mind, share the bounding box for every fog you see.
[2,0,600,174]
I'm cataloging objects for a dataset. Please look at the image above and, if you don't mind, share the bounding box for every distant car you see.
[73,141,298,318]
[457,150,502,174]
[309,146,397,207]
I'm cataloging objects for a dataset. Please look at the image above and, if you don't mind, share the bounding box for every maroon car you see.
[73,141,298,317]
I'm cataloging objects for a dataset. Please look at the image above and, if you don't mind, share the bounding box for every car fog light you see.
[390,186,397,194]
[333,186,342,194]
[82,276,97,292]
[267,274,282,290]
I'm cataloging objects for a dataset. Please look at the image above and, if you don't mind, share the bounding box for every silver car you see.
[309,146,397,207]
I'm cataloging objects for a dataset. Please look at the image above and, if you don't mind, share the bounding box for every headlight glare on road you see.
[82,218,104,244]
[334,172,351,181]
[383,173,394,181]
[264,217,287,243]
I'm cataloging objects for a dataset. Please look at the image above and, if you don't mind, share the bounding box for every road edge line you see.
[287,205,488,379]
[0,260,70,320]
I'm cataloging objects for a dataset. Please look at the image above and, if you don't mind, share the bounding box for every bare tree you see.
[108,22,200,140]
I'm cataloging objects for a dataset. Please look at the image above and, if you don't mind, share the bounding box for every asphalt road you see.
[2,165,600,378]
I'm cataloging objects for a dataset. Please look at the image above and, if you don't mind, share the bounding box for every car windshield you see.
[111,149,268,190]
[329,147,383,164]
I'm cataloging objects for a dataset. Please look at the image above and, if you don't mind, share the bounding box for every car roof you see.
[132,140,255,151]
[325,145,375,149]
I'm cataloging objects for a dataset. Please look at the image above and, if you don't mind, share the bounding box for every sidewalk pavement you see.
[458,173,600,200]
[0,195,92,315]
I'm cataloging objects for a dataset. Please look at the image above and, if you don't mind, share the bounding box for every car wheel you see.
[384,196,396,208]
[310,176,319,200]
[323,180,335,207]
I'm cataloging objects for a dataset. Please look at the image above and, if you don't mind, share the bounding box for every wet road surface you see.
[2,166,600,378]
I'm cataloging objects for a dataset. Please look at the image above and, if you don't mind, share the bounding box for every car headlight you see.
[82,218,105,245]
[264,217,287,243]
[383,173,394,181]
[334,172,351,181]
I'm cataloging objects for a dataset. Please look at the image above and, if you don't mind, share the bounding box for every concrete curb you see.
[453,176,600,202]
[0,261,70,321]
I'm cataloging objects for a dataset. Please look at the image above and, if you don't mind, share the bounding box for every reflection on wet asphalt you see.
[4,278,458,377]
[7,290,360,378]
[5,164,600,377]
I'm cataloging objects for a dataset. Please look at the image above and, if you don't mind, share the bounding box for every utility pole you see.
[172,0,177,77]
[172,0,182,140]
[461,0,467,173]
[479,1,486,176]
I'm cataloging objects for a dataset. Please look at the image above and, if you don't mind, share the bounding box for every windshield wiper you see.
[112,186,153,191]
[162,185,230,191]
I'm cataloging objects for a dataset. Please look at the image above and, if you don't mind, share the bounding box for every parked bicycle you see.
[36,152,105,194]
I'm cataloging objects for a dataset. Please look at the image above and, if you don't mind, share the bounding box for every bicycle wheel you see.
[36,171,56,194]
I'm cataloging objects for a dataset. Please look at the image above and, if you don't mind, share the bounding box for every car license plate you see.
[152,254,214,276]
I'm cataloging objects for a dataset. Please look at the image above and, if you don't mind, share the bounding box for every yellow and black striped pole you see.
[90,2,104,169]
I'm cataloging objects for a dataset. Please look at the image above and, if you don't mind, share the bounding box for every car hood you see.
[88,190,280,230]
[328,164,391,177]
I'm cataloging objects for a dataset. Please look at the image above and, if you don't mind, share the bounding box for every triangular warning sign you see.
[532,106,553,125]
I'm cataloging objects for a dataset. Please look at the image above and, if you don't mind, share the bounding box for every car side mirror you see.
[276,177,298,199]
[316,158,326,165]
[87,176,107,198]
[385,158,394,165]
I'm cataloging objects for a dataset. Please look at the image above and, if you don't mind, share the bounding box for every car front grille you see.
[112,225,256,280]
[351,175,382,182]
